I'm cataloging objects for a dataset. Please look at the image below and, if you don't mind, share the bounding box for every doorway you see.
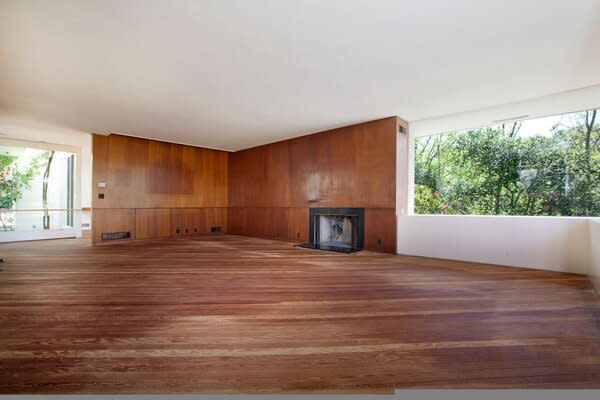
[0,142,79,242]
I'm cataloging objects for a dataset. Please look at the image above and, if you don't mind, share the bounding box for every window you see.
[0,144,75,232]
[414,109,600,216]
[66,154,75,227]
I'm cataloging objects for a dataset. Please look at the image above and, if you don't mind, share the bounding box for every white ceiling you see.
[1,0,599,151]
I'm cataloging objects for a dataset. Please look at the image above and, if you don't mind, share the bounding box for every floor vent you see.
[101,232,131,241]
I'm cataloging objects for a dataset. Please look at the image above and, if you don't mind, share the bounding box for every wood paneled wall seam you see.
[91,134,228,243]
[92,135,228,210]
[91,117,406,252]
[227,117,405,253]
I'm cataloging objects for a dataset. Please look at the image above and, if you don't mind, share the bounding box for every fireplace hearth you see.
[297,208,364,253]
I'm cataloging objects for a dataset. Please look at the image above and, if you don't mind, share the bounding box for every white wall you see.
[397,215,590,274]
[0,112,92,241]
[411,84,600,137]
[396,123,409,216]
[397,85,600,275]
[589,220,600,294]
[0,112,92,207]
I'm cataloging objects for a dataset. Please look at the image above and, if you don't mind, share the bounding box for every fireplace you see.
[297,208,364,253]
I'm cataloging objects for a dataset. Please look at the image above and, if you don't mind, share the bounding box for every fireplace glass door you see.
[297,207,364,253]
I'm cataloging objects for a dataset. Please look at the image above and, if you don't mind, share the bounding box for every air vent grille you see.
[101,232,131,241]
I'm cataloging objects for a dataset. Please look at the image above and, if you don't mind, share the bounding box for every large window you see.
[0,144,75,233]
[414,109,600,216]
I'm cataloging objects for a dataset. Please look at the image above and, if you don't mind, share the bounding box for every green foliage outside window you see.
[414,109,600,216]
[0,152,48,230]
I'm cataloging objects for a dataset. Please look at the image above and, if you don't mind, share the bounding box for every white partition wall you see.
[397,215,590,274]
[0,113,92,242]
[398,85,600,276]
[589,220,600,294]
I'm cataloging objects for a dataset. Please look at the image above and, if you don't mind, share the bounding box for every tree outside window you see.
[414,109,600,217]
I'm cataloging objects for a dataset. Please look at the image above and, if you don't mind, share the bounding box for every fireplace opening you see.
[318,215,355,248]
[297,208,364,253]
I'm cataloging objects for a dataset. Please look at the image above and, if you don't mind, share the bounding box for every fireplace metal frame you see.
[298,207,364,253]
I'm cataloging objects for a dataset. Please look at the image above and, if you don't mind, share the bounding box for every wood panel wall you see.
[91,134,228,243]
[92,117,405,253]
[227,117,405,253]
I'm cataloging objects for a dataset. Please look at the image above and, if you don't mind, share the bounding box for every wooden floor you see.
[1,235,600,393]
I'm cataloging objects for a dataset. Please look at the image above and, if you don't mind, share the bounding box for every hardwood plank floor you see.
[1,235,599,393]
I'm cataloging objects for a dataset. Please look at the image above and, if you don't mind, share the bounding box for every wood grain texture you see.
[135,209,172,240]
[92,118,398,249]
[171,208,203,236]
[92,207,227,243]
[92,134,228,210]
[228,117,397,208]
[91,135,109,207]
[288,207,309,242]
[1,235,600,393]
[364,208,397,253]
[227,117,398,252]
[202,207,227,234]
[91,208,135,243]
[91,134,228,243]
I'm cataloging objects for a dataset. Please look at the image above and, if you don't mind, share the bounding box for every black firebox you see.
[297,207,364,253]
